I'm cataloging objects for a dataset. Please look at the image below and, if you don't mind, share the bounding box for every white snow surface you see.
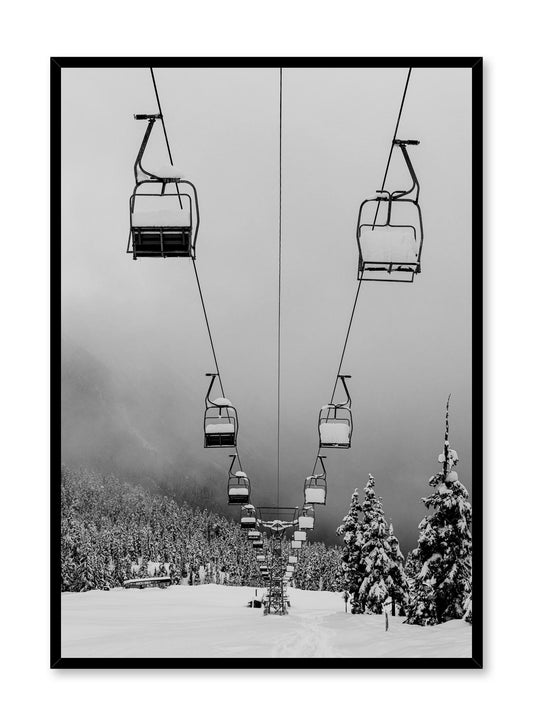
[61,584,471,659]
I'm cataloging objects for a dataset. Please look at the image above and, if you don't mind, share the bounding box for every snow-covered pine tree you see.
[336,488,365,613]
[386,523,410,616]
[406,396,472,626]
[358,475,393,614]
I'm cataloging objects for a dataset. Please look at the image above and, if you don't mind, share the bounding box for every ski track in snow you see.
[272,610,334,658]
[61,584,471,659]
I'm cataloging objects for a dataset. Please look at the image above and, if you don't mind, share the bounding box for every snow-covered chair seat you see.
[205,422,235,434]
[138,163,183,181]
[228,486,249,497]
[212,397,233,408]
[304,487,326,504]
[288,555,298,564]
[131,207,191,228]
[294,530,307,542]
[298,515,314,530]
[319,421,350,446]
[291,540,302,549]
[240,516,256,528]
[359,225,419,269]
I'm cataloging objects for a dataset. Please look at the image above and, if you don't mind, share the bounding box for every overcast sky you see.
[61,65,472,550]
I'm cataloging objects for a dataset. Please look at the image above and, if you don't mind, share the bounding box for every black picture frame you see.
[51,56,482,669]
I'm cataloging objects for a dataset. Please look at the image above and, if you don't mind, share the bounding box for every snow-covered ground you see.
[61,584,471,659]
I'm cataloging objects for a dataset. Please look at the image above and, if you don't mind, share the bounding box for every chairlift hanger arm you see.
[205,372,219,406]
[134,116,158,182]
[392,139,420,201]
[313,454,327,478]
[333,374,352,408]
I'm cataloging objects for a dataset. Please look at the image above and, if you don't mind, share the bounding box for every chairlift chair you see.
[356,140,423,282]
[318,375,353,448]
[247,529,261,542]
[291,539,302,550]
[288,554,298,564]
[298,504,315,530]
[127,114,200,260]
[252,537,264,549]
[286,564,295,573]
[304,455,327,505]
[204,373,238,447]
[240,504,257,529]
[294,530,307,542]
[256,554,266,563]
[227,455,250,504]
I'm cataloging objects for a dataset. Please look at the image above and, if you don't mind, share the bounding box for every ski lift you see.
[318,375,353,448]
[356,139,423,282]
[286,564,295,573]
[293,530,307,542]
[288,555,298,565]
[304,455,327,505]
[240,504,257,529]
[247,529,261,541]
[291,539,302,550]
[256,554,266,563]
[127,114,200,260]
[252,537,264,549]
[204,374,238,448]
[298,504,315,530]
[227,455,250,504]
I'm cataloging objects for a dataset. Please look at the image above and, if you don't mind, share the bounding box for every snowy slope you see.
[61,584,471,659]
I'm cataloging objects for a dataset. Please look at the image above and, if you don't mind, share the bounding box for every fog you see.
[61,65,472,550]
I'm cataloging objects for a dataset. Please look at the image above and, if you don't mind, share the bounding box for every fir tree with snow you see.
[336,487,365,612]
[406,396,472,626]
[386,523,410,616]
[358,475,393,614]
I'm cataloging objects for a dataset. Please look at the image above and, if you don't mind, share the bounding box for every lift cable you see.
[149,67,243,472]
[372,67,412,228]
[149,68,183,209]
[313,67,413,470]
[276,67,283,508]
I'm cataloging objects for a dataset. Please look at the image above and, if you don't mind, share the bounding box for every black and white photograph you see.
[52,57,481,667]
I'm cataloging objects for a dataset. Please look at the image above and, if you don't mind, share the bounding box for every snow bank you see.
[61,584,471,659]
